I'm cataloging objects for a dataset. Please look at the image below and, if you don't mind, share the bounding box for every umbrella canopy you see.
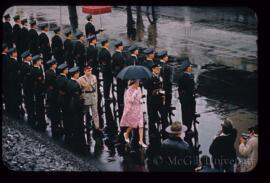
[82,6,112,15]
[117,65,152,80]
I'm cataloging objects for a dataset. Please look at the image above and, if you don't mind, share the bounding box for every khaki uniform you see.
[78,74,99,129]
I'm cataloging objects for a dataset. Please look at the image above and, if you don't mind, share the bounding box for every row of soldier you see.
[2,13,196,151]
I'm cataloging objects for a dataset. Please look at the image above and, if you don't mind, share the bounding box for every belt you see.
[83,91,95,93]
[59,90,66,95]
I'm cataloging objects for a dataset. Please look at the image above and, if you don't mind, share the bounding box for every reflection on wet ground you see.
[3,6,258,171]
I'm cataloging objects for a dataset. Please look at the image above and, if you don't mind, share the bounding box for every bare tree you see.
[68,6,78,33]
[126,6,136,40]
[136,6,144,42]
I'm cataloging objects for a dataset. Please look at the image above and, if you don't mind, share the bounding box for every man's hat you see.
[248,124,258,134]
[144,48,155,55]
[86,14,92,21]
[32,55,42,64]
[84,65,93,71]
[165,121,187,134]
[8,48,17,54]
[128,45,138,52]
[39,23,48,30]
[69,66,80,75]
[53,26,61,33]
[57,63,68,72]
[221,118,233,130]
[13,15,20,21]
[30,19,37,26]
[151,63,162,70]
[2,43,8,50]
[157,50,168,58]
[64,29,72,36]
[114,40,123,47]
[21,18,28,25]
[75,30,83,39]
[87,35,97,42]
[21,50,31,59]
[47,59,57,65]
[100,37,109,45]
[3,14,10,19]
[179,58,191,70]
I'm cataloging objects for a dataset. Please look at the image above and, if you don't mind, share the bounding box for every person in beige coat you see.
[238,125,258,172]
[78,65,101,143]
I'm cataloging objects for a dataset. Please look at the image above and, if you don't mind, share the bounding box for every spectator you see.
[238,125,258,172]
[209,118,237,172]
[160,121,194,172]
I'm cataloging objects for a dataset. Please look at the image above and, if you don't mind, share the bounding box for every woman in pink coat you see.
[120,80,147,148]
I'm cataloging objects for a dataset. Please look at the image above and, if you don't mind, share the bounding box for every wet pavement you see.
[3,6,258,171]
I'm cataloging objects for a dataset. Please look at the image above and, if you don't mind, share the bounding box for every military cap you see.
[8,48,17,54]
[21,18,28,25]
[2,43,8,50]
[3,14,10,19]
[75,30,83,39]
[248,124,258,134]
[128,45,138,52]
[84,64,93,71]
[32,55,42,64]
[157,50,168,58]
[64,29,72,36]
[39,23,48,30]
[21,50,31,59]
[53,26,61,33]
[100,37,109,45]
[144,48,155,55]
[87,35,97,42]
[30,19,37,26]
[69,66,80,75]
[179,58,191,70]
[86,14,92,21]
[114,40,123,47]
[151,63,162,69]
[47,59,57,65]
[13,15,20,21]
[57,63,68,72]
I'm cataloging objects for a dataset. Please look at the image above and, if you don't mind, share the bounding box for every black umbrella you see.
[117,65,152,80]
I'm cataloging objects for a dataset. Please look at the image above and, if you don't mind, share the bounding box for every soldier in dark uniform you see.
[177,59,196,132]
[28,20,40,55]
[98,38,116,134]
[55,63,71,144]
[2,44,10,112]
[6,48,21,119]
[12,15,22,62]
[38,23,52,69]
[86,35,99,77]
[142,48,155,71]
[45,59,61,138]
[20,51,35,126]
[144,63,168,140]
[31,55,46,131]
[67,66,87,151]
[63,29,74,68]
[51,26,64,65]
[85,14,104,38]
[73,30,86,74]
[98,38,112,100]
[112,40,126,121]
[157,50,173,124]
[3,14,13,48]
[20,18,29,53]
[127,45,140,66]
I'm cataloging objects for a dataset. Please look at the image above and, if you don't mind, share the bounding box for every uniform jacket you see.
[51,34,64,64]
[86,44,98,69]
[73,40,86,66]
[38,32,52,61]
[77,74,98,106]
[112,51,125,77]
[28,28,40,55]
[3,21,13,48]
[20,26,29,53]
[85,22,100,37]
